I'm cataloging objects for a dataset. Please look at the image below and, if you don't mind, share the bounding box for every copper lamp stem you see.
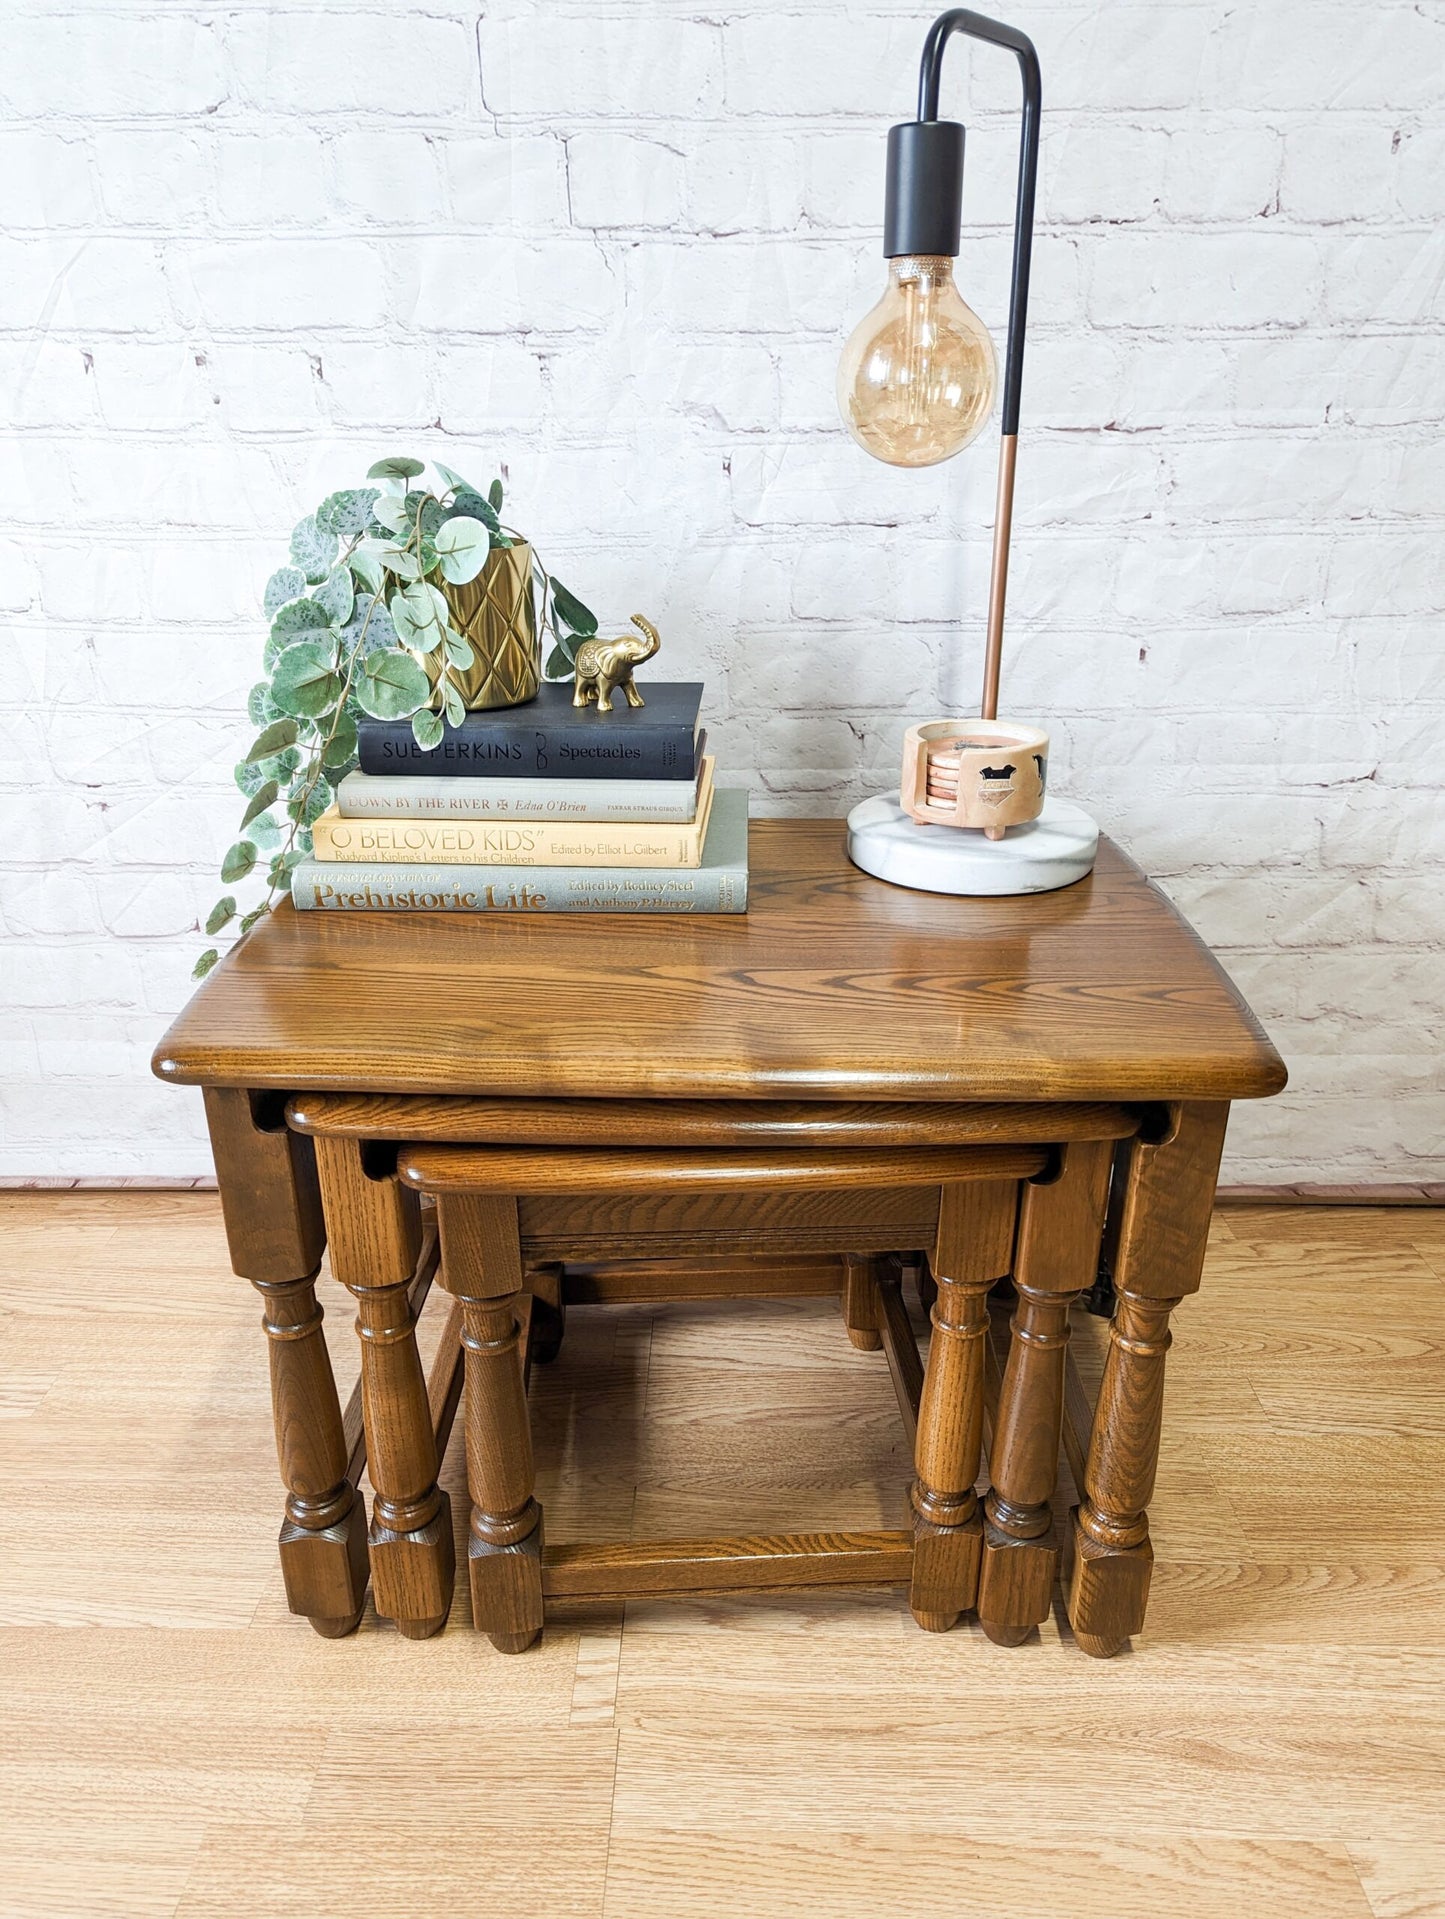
[981,431,1017,722]
[911,16,1038,726]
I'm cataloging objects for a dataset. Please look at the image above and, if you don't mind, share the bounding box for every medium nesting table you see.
[153,822,1284,1655]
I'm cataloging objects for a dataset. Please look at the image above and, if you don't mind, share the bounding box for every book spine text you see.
[357,723,697,781]
[290,859,746,914]
[311,796,710,868]
[336,770,705,824]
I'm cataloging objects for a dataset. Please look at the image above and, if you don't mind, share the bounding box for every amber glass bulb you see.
[837,255,997,467]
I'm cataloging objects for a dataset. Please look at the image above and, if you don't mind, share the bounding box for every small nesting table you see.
[153,822,1284,1654]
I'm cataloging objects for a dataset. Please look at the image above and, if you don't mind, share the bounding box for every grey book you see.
[291,789,749,915]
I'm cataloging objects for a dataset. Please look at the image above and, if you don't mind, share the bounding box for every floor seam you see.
[595,1310,653,1911]
[1342,1840,1385,1919]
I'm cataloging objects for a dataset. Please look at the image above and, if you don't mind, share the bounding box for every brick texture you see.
[2,2,1441,1184]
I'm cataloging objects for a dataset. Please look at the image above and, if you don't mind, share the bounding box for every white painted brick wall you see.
[2,0,1442,1186]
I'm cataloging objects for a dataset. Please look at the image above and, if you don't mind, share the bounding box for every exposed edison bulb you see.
[838,255,997,468]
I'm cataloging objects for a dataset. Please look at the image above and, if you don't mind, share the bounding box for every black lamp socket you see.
[883,119,965,258]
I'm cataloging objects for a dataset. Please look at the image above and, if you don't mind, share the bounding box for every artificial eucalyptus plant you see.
[194,455,597,978]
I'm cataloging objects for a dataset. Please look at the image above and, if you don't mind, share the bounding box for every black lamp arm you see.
[916,10,1040,437]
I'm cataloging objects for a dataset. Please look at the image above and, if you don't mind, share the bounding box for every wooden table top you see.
[153,821,1285,1105]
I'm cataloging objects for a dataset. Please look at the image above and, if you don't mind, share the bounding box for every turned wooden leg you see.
[842,1252,883,1351]
[1069,1103,1229,1657]
[979,1139,1112,1647]
[315,1137,454,1639]
[910,1182,1019,1632]
[253,1269,369,1635]
[1070,1285,1177,1657]
[203,1088,367,1637]
[437,1194,544,1653]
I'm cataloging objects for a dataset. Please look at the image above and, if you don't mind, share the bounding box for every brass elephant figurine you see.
[572,614,661,713]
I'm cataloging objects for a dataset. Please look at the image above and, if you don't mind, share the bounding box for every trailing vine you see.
[194,455,597,978]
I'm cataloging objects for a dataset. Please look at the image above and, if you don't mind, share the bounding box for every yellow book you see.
[311,764,716,869]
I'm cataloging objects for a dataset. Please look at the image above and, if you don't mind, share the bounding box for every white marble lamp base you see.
[846,793,1099,897]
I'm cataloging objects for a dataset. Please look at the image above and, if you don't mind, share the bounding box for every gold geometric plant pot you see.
[431,540,540,711]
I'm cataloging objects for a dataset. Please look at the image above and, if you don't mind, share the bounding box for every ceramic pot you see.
[433,541,539,711]
[900,718,1049,839]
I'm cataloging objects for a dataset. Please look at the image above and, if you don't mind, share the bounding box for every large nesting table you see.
[153,822,1284,1654]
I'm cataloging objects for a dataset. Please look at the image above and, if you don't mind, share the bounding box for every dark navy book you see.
[357,682,705,780]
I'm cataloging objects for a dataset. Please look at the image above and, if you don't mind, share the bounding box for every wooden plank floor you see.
[2,1193,1443,1919]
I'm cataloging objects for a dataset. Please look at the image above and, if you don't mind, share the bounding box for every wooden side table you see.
[153,824,1284,1651]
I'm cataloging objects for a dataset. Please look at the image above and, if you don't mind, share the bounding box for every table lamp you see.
[840,9,1100,896]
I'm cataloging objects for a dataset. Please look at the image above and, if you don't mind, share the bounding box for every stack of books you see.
[290,682,748,914]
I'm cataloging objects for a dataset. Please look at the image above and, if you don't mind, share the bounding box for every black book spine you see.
[357,721,698,781]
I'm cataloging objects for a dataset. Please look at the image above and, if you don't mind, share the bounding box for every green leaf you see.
[290,514,337,583]
[240,779,279,829]
[433,514,491,585]
[287,776,332,826]
[205,897,236,935]
[266,602,331,673]
[315,567,354,627]
[545,639,578,680]
[448,487,500,533]
[322,711,359,768]
[221,841,257,884]
[402,491,445,539]
[317,487,380,539]
[377,542,422,581]
[371,494,411,534]
[389,581,447,647]
[192,948,220,980]
[357,648,432,721]
[411,707,445,750]
[433,462,474,495]
[270,596,333,643]
[249,810,283,849]
[240,746,301,795]
[271,639,344,719]
[441,677,465,728]
[367,456,425,480]
[338,594,399,658]
[489,478,503,511]
[247,680,282,727]
[245,718,299,763]
[235,752,293,798]
[263,565,307,618]
[444,630,474,671]
[551,581,598,637]
[386,606,427,651]
[239,905,268,934]
[350,547,384,595]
